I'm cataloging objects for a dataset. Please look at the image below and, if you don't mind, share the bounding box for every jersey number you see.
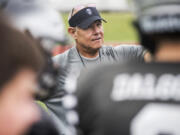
[130,103,180,135]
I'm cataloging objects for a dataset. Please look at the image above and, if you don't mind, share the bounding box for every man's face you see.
[0,69,40,135]
[74,20,104,52]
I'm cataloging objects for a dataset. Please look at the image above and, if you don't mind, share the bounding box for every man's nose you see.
[93,26,101,34]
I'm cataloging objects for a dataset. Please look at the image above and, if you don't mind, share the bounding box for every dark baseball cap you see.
[68,7,106,29]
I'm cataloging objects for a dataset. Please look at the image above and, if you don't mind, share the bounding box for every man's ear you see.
[68,27,77,39]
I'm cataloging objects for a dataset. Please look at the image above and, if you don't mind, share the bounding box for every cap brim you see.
[77,16,107,29]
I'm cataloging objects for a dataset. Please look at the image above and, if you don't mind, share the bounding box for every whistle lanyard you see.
[76,48,102,68]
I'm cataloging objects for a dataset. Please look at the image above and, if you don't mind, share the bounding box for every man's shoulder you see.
[52,48,73,66]
[101,44,144,53]
[101,44,145,62]
[113,44,143,51]
[53,50,68,62]
[101,45,114,50]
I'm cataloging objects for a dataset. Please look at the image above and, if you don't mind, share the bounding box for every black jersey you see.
[75,62,180,135]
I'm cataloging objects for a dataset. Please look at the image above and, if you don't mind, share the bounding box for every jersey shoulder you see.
[76,62,180,135]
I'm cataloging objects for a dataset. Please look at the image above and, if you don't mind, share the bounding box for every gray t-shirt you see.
[53,45,145,89]
[44,44,145,135]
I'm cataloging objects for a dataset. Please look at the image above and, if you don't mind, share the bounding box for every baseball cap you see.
[68,6,106,29]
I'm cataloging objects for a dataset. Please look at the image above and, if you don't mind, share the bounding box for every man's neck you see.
[76,46,100,58]
[155,42,180,62]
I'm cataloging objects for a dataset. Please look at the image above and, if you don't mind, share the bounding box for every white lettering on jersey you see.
[111,73,180,101]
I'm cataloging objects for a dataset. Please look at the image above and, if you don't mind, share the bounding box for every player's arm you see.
[114,44,149,62]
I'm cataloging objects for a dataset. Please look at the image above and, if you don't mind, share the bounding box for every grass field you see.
[61,12,139,44]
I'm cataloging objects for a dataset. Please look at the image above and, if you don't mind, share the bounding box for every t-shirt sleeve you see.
[114,45,146,62]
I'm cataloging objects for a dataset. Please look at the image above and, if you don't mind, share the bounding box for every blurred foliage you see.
[61,12,139,44]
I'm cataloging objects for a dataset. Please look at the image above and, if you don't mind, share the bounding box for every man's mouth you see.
[92,37,101,41]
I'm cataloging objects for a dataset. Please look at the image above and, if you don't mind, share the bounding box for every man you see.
[0,14,45,135]
[53,4,147,83]
[70,0,180,135]
[46,4,147,135]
